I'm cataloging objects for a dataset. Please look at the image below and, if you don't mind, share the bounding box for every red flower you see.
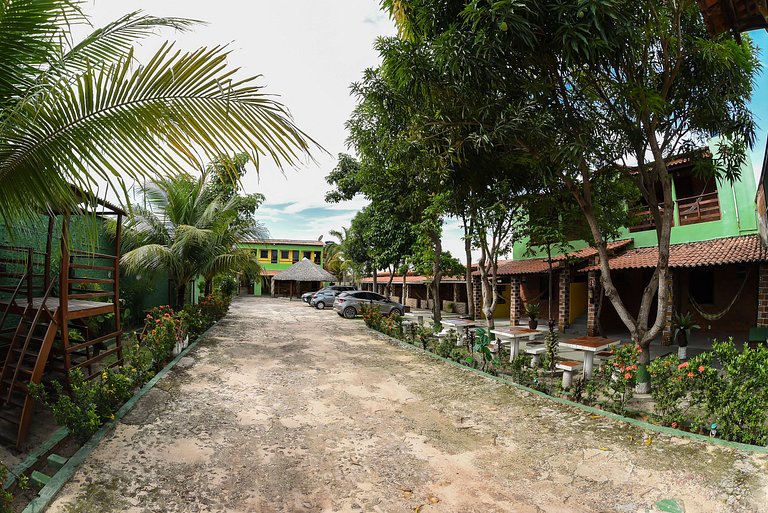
[636,346,643,353]
[678,362,689,370]
[698,365,705,373]
[687,372,694,378]
[671,421,678,429]
[624,372,632,379]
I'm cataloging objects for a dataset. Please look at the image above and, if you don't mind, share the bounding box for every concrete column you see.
[587,271,598,336]
[558,270,570,333]
[453,283,460,302]
[758,264,768,327]
[662,271,675,345]
[510,276,522,326]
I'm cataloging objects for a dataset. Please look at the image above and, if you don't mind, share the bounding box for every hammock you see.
[688,269,750,321]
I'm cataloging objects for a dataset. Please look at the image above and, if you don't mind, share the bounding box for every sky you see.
[82,1,768,263]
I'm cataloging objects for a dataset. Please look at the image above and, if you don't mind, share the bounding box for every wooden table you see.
[490,327,544,362]
[560,336,620,378]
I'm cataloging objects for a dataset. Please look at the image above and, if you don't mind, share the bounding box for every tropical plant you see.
[0,0,316,222]
[673,312,701,348]
[117,170,264,305]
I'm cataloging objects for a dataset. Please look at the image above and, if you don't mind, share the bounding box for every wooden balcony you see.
[629,205,665,233]
[677,192,721,226]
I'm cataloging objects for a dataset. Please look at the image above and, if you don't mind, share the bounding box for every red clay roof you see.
[484,240,632,276]
[582,235,768,271]
[360,273,465,284]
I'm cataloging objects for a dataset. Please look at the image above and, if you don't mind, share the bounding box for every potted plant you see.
[673,311,699,360]
[525,303,540,329]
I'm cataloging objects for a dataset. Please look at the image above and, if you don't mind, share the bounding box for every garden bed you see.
[362,306,768,452]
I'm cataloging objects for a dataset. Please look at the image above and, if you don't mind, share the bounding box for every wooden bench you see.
[525,346,547,367]
[556,360,583,389]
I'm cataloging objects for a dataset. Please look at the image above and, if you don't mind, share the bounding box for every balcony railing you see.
[677,191,720,226]
[629,205,665,233]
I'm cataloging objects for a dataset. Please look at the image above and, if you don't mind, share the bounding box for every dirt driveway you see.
[47,297,768,513]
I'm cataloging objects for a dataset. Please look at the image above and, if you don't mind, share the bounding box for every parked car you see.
[334,291,405,319]
[310,289,341,309]
[302,285,355,304]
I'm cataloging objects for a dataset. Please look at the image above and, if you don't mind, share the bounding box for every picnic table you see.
[441,318,477,346]
[560,336,620,378]
[403,312,426,326]
[490,327,544,362]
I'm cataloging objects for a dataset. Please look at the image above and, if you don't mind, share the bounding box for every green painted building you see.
[238,239,327,296]
[485,140,768,343]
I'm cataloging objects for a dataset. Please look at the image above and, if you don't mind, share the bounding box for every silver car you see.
[333,291,405,319]
[310,289,340,309]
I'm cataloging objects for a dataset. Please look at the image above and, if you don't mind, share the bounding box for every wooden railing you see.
[676,191,720,225]
[628,205,665,233]
[0,246,49,303]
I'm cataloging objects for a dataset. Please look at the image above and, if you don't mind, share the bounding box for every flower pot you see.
[528,319,538,329]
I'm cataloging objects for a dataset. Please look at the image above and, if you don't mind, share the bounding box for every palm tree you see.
[117,172,265,306]
[0,1,316,222]
[325,228,352,284]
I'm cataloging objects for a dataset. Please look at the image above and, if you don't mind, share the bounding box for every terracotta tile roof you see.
[360,273,465,284]
[481,240,631,277]
[582,235,768,271]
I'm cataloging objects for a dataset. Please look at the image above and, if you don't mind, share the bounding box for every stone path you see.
[47,297,768,512]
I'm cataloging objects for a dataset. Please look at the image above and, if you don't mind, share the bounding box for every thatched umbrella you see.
[273,258,338,300]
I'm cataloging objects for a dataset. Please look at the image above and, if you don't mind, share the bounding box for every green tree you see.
[0,1,316,222]
[118,171,263,305]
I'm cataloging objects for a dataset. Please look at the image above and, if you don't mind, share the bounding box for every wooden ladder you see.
[0,280,58,449]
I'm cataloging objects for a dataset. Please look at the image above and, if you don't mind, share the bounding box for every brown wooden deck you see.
[0,297,114,319]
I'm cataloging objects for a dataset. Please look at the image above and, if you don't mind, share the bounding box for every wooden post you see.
[289,281,293,301]
[60,216,71,374]
[44,215,54,292]
[26,247,33,304]
[114,213,123,365]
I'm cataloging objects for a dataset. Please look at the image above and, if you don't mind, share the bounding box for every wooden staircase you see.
[0,281,58,448]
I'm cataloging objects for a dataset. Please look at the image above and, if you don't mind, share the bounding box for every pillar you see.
[453,283,460,302]
[558,270,570,333]
[510,276,522,326]
[758,264,768,327]
[587,271,598,336]
[472,275,482,319]
[662,271,675,345]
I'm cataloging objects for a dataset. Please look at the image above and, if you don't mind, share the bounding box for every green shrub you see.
[593,344,641,414]
[648,352,714,429]
[217,274,239,297]
[435,331,456,358]
[704,340,768,445]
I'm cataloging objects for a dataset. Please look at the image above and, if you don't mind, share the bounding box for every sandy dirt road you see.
[47,297,768,512]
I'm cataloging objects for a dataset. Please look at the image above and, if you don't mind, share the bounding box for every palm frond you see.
[0,39,321,220]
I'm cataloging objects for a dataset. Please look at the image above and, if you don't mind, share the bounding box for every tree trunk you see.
[385,264,395,298]
[545,243,553,322]
[478,249,498,331]
[204,278,213,297]
[431,233,442,324]
[371,264,378,292]
[177,282,187,307]
[463,216,475,320]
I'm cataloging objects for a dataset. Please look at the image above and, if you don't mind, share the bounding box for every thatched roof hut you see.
[272,258,337,299]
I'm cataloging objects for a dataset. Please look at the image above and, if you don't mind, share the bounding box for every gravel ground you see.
[47,297,768,513]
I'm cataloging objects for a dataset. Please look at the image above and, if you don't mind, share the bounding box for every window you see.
[314,251,321,264]
[280,250,289,260]
[689,269,714,305]
[292,250,299,263]
[270,250,278,264]
[259,249,268,259]
[303,251,312,260]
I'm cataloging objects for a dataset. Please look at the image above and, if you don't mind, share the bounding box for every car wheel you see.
[316,301,326,310]
[343,306,357,319]
[390,308,403,317]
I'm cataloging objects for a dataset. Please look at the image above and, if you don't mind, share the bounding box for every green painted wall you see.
[513,140,758,259]
[238,241,328,295]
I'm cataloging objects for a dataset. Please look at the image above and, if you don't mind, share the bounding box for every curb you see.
[21,322,220,513]
[371,329,768,454]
